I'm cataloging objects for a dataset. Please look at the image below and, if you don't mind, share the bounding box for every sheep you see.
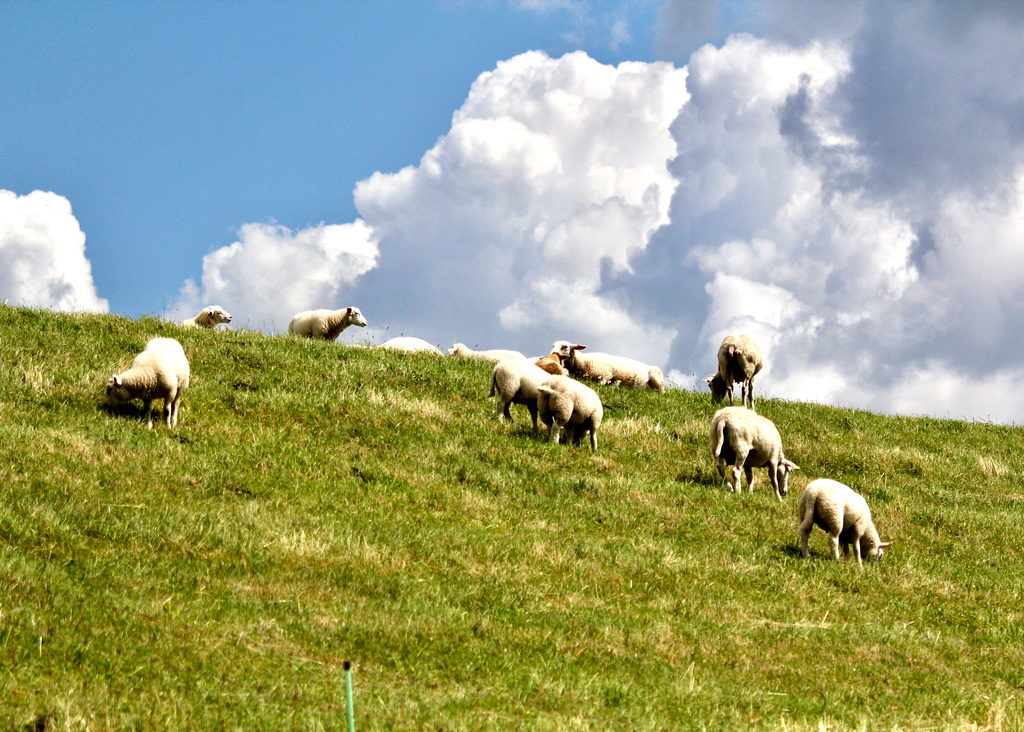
[705,333,763,411]
[798,478,890,563]
[103,337,190,429]
[448,342,527,362]
[379,336,443,354]
[551,341,665,392]
[180,305,232,329]
[288,307,368,340]
[531,350,568,376]
[536,375,604,451]
[488,359,552,430]
[709,406,798,500]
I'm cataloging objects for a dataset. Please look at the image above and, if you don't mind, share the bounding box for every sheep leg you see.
[142,398,155,429]
[828,533,842,560]
[588,426,598,452]
[548,419,565,444]
[167,394,179,428]
[527,403,538,431]
[744,465,755,493]
[767,463,782,500]
[797,515,814,559]
[496,397,512,422]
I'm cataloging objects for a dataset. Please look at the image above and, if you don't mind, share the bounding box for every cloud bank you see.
[0,190,108,313]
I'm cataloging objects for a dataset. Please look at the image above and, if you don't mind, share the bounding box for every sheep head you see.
[704,373,728,402]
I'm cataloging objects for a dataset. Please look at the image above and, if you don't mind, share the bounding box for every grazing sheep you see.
[705,334,763,410]
[103,337,190,429]
[709,406,798,500]
[551,341,665,392]
[180,305,232,329]
[288,307,368,340]
[379,336,443,354]
[798,479,890,563]
[448,342,527,362]
[488,359,552,430]
[531,350,568,376]
[536,375,604,451]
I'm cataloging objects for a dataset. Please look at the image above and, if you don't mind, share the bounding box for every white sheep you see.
[288,307,368,340]
[379,336,443,354]
[180,305,232,329]
[551,341,665,392]
[709,406,798,500]
[536,375,604,451]
[103,337,190,429]
[488,359,552,430]
[705,333,763,411]
[448,342,527,362]
[798,479,890,563]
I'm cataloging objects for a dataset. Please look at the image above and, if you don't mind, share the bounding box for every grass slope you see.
[0,304,1022,731]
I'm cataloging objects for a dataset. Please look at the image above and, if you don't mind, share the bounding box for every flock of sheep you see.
[100,304,889,564]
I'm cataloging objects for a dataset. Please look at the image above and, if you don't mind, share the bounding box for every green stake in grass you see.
[344,661,355,732]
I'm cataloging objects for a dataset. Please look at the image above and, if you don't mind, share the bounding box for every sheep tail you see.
[488,370,497,398]
[712,419,727,460]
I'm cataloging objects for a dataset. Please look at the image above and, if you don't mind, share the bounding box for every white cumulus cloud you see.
[0,189,108,313]
[171,220,378,334]
[351,50,687,364]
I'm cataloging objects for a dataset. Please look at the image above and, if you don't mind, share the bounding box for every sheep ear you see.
[703,376,714,383]
[784,459,800,470]
[878,541,891,549]
[112,375,122,386]
[574,344,586,350]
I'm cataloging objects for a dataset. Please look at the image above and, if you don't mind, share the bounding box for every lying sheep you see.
[798,479,890,563]
[536,375,604,451]
[103,337,190,429]
[709,406,798,500]
[448,342,527,362]
[288,307,368,340]
[180,305,232,329]
[488,359,552,430]
[531,350,568,376]
[552,341,665,392]
[705,333,763,411]
[379,336,443,354]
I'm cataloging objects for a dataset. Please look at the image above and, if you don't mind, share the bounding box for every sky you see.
[4,1,1024,424]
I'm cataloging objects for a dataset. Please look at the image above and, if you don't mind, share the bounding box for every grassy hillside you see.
[0,304,1022,731]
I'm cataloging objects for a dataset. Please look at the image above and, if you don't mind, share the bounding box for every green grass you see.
[0,304,1022,730]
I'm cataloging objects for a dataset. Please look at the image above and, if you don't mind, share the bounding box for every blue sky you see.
[6,1,1024,424]
[1,1,660,314]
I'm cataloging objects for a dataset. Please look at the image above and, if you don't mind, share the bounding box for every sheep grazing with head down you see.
[551,341,665,392]
[103,337,190,429]
[448,343,527,362]
[180,305,232,329]
[288,307,368,341]
[488,359,552,430]
[798,478,890,564]
[705,333,763,411]
[709,406,798,500]
[536,375,603,451]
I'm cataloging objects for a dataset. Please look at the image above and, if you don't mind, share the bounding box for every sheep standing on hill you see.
[379,336,443,354]
[709,406,798,500]
[488,359,552,430]
[706,333,763,411]
[551,341,665,392]
[180,305,232,329]
[103,337,190,429]
[449,343,527,362]
[288,307,368,340]
[536,375,604,451]
[798,479,890,563]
